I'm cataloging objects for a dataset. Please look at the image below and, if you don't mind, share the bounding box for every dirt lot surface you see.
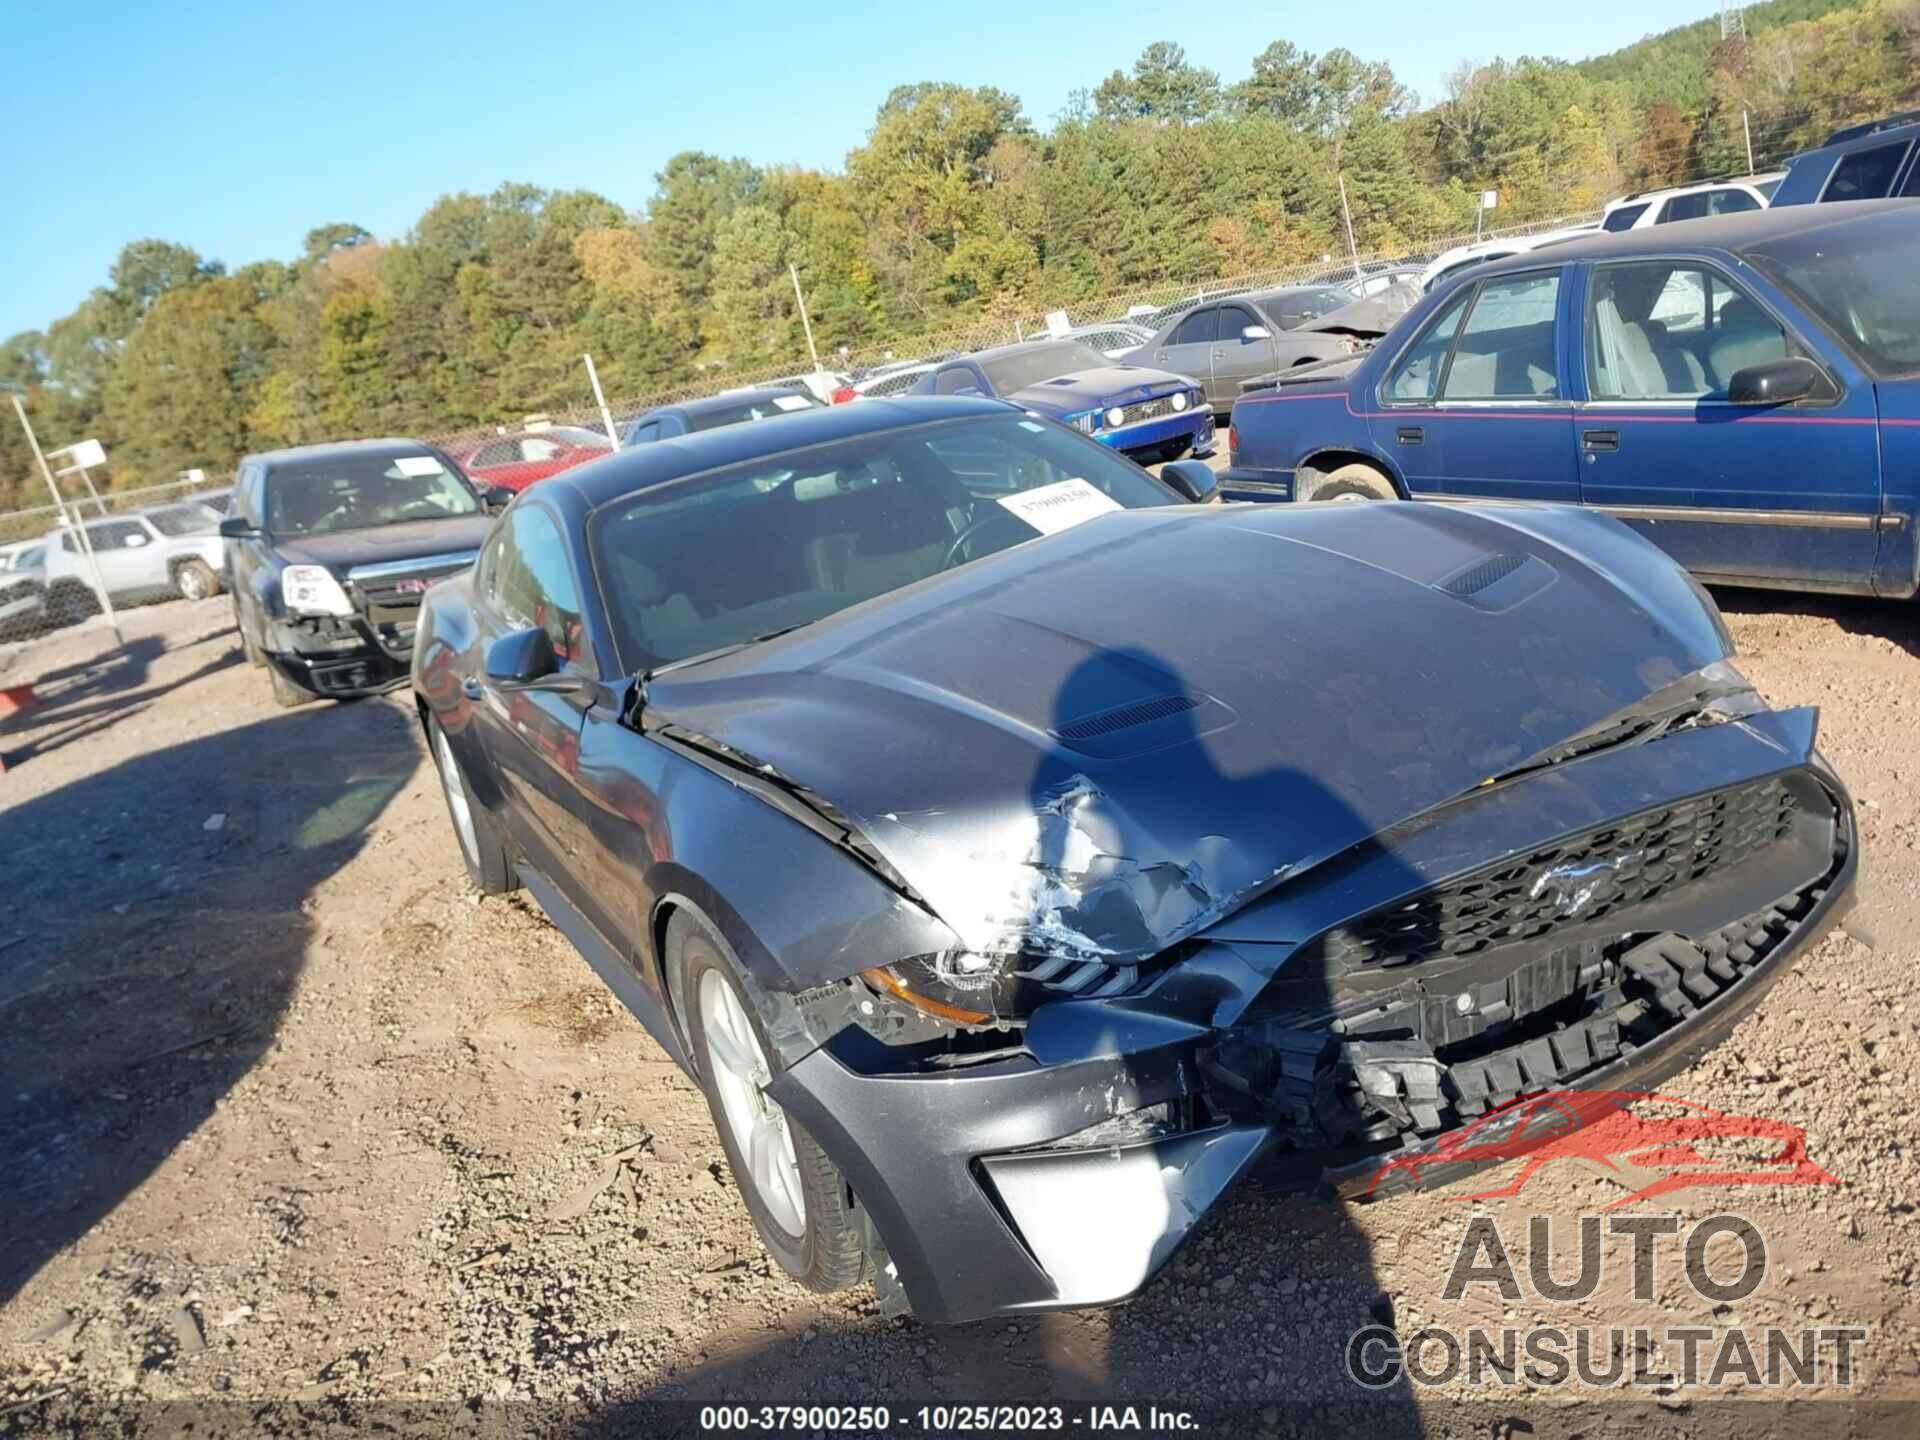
[1,585,1917,1438]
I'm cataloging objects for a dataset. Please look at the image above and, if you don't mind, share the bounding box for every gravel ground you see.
[0,584,1915,1438]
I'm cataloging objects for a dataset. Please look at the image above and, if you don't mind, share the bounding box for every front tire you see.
[1299,461,1397,503]
[429,714,514,892]
[677,914,864,1293]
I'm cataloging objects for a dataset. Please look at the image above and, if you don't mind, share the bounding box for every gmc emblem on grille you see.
[392,577,433,595]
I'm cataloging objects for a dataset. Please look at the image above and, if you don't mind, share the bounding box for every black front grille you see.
[1115,393,1185,427]
[1310,778,1800,971]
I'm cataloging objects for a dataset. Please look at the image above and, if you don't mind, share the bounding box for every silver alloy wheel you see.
[434,723,480,869]
[178,566,208,599]
[699,968,807,1236]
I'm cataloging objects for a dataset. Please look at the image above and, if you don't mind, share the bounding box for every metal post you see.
[1743,110,1755,173]
[11,393,120,641]
[1338,175,1362,279]
[71,462,108,516]
[788,262,821,372]
[582,353,619,447]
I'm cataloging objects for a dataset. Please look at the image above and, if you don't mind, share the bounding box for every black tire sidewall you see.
[678,924,863,1291]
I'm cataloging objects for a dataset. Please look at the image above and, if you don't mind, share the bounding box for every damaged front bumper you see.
[768,706,1855,1324]
[266,613,414,698]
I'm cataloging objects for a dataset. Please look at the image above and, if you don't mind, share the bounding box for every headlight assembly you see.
[281,565,354,617]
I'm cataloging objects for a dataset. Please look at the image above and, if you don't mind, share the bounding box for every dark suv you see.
[1770,111,1920,206]
[221,439,504,707]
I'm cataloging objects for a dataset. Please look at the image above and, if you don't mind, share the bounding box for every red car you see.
[460,426,611,492]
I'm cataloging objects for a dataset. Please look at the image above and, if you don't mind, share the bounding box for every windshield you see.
[147,501,221,536]
[1260,289,1351,326]
[1746,214,1920,375]
[684,391,822,433]
[1753,177,1782,201]
[265,452,480,536]
[978,342,1108,393]
[591,414,1178,672]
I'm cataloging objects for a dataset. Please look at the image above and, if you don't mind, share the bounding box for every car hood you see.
[643,501,1730,967]
[1008,366,1193,415]
[272,516,494,574]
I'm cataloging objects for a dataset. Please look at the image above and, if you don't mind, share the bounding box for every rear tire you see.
[676,914,864,1294]
[429,714,514,892]
[1299,462,1397,503]
[173,559,220,601]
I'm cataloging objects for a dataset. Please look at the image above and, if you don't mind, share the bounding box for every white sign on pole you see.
[70,437,107,468]
[183,467,206,484]
[1480,190,1499,211]
[1044,310,1072,339]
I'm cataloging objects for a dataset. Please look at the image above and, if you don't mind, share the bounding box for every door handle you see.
[1582,429,1620,452]
[461,677,484,700]
[1396,426,1424,446]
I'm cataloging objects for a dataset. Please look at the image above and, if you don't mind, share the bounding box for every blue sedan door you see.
[1574,258,1882,588]
[1370,269,1579,504]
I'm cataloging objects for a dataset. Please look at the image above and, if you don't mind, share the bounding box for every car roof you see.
[658,385,815,417]
[556,396,1016,510]
[1474,198,1920,277]
[962,337,1093,364]
[242,437,447,468]
[1606,172,1784,206]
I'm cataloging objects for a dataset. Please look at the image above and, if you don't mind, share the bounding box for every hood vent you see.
[1055,693,1200,741]
[1441,553,1527,597]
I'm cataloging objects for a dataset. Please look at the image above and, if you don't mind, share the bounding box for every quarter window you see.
[1602,202,1650,232]
[1587,262,1794,400]
[493,507,586,665]
[1658,192,1711,223]
[1440,272,1562,401]
[1823,141,1911,201]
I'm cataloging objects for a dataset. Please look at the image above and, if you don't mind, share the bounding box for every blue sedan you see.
[913,339,1213,462]
[1223,201,1920,598]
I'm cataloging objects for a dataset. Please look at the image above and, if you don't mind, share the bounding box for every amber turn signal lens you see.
[861,966,991,1025]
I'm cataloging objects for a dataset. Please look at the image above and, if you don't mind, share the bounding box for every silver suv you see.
[42,500,228,623]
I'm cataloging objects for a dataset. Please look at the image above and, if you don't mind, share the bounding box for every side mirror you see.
[482,485,515,514]
[1728,356,1831,406]
[484,626,560,689]
[1160,459,1220,505]
[218,517,257,539]
[1241,325,1273,342]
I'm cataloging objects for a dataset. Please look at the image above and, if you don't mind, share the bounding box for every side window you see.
[1169,307,1219,346]
[1440,272,1563,401]
[475,528,509,603]
[1385,288,1472,402]
[1708,188,1760,216]
[1221,305,1261,341]
[61,531,78,554]
[91,520,148,549]
[521,437,563,462]
[933,366,982,396]
[1823,141,1911,201]
[1602,202,1649,232]
[1658,192,1711,224]
[471,440,515,467]
[494,507,586,665]
[626,421,660,445]
[1588,263,1793,400]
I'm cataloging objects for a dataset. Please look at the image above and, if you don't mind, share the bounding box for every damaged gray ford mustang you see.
[411,395,1855,1323]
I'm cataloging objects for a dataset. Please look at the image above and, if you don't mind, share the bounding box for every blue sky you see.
[1,1,1703,339]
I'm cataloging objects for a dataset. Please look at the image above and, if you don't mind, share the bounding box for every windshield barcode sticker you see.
[996,478,1123,536]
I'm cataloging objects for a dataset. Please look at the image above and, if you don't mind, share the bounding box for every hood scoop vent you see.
[1052,692,1234,760]
[1056,693,1200,741]
[1437,552,1554,612]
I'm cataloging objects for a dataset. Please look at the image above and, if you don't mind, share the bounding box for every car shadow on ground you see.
[0,697,419,1306]
[579,643,1433,1435]
[1710,584,1920,662]
[0,633,242,768]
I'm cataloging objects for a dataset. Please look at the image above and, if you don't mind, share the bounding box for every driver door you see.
[1151,306,1219,403]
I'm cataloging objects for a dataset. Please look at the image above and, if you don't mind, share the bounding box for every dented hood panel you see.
[642,501,1731,968]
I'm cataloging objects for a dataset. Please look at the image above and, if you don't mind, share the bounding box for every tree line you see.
[4,0,1916,510]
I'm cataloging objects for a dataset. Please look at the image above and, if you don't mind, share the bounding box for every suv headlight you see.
[282,565,353,617]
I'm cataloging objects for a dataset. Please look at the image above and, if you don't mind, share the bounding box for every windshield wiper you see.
[645,622,818,678]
